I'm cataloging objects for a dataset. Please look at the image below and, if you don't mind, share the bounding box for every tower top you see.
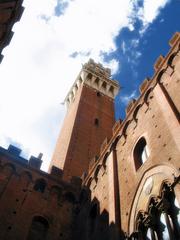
[83,58,111,78]
[64,59,120,108]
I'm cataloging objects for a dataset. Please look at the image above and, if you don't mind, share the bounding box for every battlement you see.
[83,58,111,78]
[64,59,120,108]
[0,144,82,189]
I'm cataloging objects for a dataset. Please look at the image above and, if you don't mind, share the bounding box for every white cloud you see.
[121,41,127,54]
[120,90,138,105]
[0,0,170,171]
[131,39,139,48]
[137,0,170,34]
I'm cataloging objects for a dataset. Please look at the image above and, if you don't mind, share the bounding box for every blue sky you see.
[113,0,180,119]
[0,0,179,171]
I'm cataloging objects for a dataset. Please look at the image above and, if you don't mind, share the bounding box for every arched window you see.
[33,179,46,193]
[134,137,149,170]
[27,216,49,240]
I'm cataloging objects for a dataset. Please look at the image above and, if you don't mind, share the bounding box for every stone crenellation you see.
[0,145,82,189]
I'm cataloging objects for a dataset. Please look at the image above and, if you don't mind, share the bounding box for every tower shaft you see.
[49,59,119,180]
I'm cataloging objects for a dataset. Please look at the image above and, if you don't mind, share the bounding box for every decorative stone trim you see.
[126,99,136,115]
[112,119,123,135]
[169,32,180,47]
[154,55,165,71]
[139,78,150,93]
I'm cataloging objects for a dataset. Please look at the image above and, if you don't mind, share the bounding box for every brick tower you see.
[49,59,119,180]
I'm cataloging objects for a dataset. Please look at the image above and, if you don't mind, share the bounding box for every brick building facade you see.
[0,0,24,63]
[0,28,179,239]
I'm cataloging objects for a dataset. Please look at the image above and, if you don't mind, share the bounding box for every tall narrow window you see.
[27,216,49,240]
[134,137,149,170]
[94,118,99,126]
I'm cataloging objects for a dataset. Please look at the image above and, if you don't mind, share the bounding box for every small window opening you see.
[96,91,101,97]
[94,118,99,126]
[134,137,149,170]
[27,216,49,240]
[87,73,92,80]
[94,78,100,86]
[34,179,46,193]
[109,86,114,94]
[102,82,107,90]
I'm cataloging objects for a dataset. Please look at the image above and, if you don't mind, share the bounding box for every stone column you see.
[107,149,121,240]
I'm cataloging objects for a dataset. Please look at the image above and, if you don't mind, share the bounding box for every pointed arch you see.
[156,69,166,82]
[122,120,131,137]
[133,104,142,122]
[167,52,177,67]
[133,137,149,170]
[87,177,93,188]
[102,151,110,167]
[144,87,154,105]
[94,164,102,182]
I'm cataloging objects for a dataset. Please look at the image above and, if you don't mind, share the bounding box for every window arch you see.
[33,179,47,193]
[27,216,49,240]
[134,137,149,170]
